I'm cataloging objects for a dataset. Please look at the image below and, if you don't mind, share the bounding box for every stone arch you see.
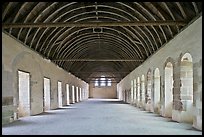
[178,52,193,123]
[12,51,43,118]
[136,76,140,107]
[163,60,174,118]
[140,74,145,109]
[146,69,152,111]
[133,78,137,105]
[131,80,134,104]
[153,68,161,114]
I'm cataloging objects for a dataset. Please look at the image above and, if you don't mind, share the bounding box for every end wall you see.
[89,83,117,99]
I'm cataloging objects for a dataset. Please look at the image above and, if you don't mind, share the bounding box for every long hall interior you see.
[2,2,202,135]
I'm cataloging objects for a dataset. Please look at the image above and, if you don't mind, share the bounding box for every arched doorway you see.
[153,68,161,114]
[136,77,140,107]
[131,80,134,104]
[146,70,152,112]
[179,53,193,123]
[133,79,137,106]
[12,52,43,119]
[141,74,145,109]
[164,62,173,118]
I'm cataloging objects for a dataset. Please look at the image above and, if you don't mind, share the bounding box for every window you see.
[95,79,99,86]
[107,79,111,86]
[94,76,112,87]
[100,76,106,86]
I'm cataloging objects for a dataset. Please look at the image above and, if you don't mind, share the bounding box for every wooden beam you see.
[89,81,119,83]
[87,77,121,79]
[52,59,144,62]
[73,71,129,73]
[89,80,119,82]
[2,20,187,28]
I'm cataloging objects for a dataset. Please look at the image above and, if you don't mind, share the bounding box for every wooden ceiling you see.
[2,2,202,83]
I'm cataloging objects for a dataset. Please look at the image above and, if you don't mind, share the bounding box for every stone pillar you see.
[76,87,79,102]
[192,60,202,130]
[146,71,152,112]
[172,58,194,124]
[133,79,137,106]
[79,88,82,101]
[66,84,70,105]
[136,78,140,107]
[140,75,146,109]
[72,86,75,103]
[131,80,134,104]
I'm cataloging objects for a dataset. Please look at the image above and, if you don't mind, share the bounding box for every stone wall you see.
[117,15,202,130]
[89,83,117,99]
[2,32,89,125]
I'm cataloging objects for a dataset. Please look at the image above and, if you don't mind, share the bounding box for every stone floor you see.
[2,99,202,135]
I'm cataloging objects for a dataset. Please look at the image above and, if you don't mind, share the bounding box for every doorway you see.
[58,81,63,107]
[164,62,173,118]
[18,70,30,117]
[43,77,51,111]
[66,84,70,105]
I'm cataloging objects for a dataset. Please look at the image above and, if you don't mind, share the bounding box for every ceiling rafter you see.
[52,59,144,62]
[2,20,187,28]
[55,26,146,61]
[2,2,201,83]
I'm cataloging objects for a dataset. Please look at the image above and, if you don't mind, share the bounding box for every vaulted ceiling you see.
[2,2,202,83]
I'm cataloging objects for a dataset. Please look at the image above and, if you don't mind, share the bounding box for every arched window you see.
[95,79,99,87]
[100,76,106,86]
[94,76,112,87]
[107,79,111,86]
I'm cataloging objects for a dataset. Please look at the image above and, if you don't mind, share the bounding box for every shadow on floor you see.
[87,99,128,105]
[186,127,202,131]
[2,119,35,127]
[52,107,70,110]
[32,112,57,116]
